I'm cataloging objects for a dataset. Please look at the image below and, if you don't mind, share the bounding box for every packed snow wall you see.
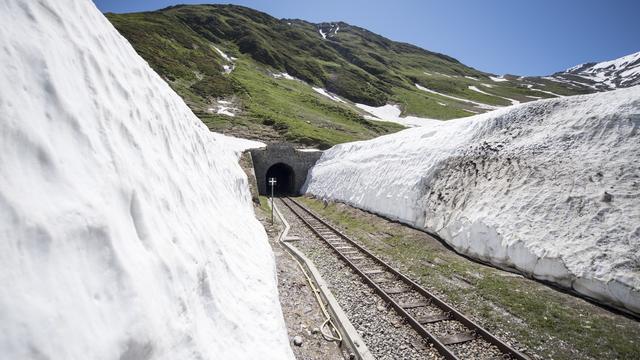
[304,86,640,315]
[0,0,293,359]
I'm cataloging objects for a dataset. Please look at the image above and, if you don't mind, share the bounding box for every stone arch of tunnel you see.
[265,162,295,195]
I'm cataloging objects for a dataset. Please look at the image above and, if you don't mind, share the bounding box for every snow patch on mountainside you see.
[0,1,292,359]
[489,76,509,82]
[318,23,340,40]
[556,51,640,90]
[416,83,498,110]
[305,86,640,315]
[208,100,240,117]
[213,45,236,74]
[313,87,346,103]
[531,88,564,98]
[355,103,441,127]
[273,72,297,80]
[469,86,520,105]
[213,45,234,62]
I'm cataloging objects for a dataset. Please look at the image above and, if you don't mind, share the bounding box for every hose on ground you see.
[271,198,343,343]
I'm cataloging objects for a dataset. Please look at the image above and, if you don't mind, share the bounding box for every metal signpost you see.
[269,177,277,223]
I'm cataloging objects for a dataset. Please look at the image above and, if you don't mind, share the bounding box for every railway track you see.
[280,197,528,360]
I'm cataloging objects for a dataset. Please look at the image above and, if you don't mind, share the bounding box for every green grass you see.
[230,60,403,147]
[107,9,404,147]
[391,87,475,119]
[297,196,640,360]
[258,195,271,214]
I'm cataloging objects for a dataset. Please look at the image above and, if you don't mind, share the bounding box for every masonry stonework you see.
[250,144,323,195]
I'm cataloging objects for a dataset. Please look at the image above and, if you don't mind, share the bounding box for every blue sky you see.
[93,0,640,76]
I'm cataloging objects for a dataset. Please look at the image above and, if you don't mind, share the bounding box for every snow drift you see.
[304,86,640,314]
[0,0,292,359]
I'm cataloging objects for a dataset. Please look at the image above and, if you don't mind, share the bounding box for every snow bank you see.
[305,86,640,314]
[0,1,292,359]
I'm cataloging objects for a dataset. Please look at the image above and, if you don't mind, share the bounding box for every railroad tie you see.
[438,331,476,346]
[416,312,450,324]
[383,287,409,295]
[398,301,429,309]
[363,269,385,276]
[349,256,365,261]
[342,250,359,255]
[373,276,397,285]
[335,246,352,250]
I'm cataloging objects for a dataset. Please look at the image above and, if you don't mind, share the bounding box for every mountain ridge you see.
[106,4,638,147]
[550,51,640,90]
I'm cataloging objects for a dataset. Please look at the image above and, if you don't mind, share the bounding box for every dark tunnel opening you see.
[265,163,295,196]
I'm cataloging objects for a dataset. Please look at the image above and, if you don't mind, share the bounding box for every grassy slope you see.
[107,9,403,148]
[107,5,593,147]
[299,197,640,360]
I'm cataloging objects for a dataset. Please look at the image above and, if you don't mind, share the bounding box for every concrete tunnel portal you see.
[249,144,323,197]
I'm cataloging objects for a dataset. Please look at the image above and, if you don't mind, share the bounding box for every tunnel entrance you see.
[265,162,295,196]
[250,143,323,196]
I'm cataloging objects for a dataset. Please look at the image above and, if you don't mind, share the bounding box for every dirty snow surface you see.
[305,86,640,315]
[0,1,292,359]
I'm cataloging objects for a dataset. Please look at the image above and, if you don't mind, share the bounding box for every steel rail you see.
[282,197,528,360]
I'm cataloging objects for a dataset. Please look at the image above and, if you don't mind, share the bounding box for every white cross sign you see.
[268,177,277,223]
